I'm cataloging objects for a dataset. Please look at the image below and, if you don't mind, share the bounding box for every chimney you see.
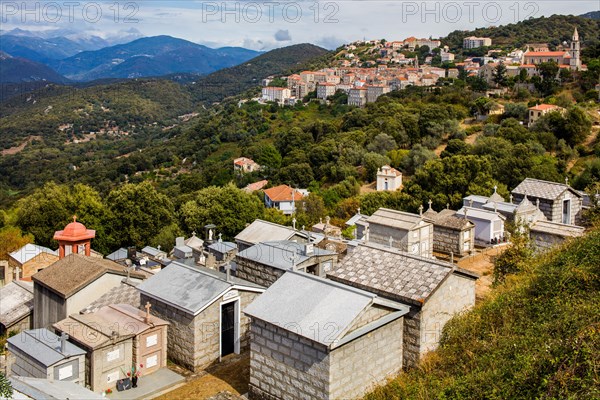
[60,332,69,353]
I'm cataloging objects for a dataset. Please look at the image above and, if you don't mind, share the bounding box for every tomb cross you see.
[463,208,468,219]
[388,236,394,248]
[536,198,540,208]
[418,205,424,216]
[192,231,196,237]
[157,245,161,251]
[14,266,21,280]
[72,215,77,222]
[218,233,223,242]
[493,185,498,193]
[428,199,433,210]
[565,177,569,186]
[357,207,360,215]
[509,194,513,204]
[446,203,450,209]
[292,218,297,230]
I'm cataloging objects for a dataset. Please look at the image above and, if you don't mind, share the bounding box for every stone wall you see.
[368,223,433,258]
[530,231,569,252]
[513,193,582,225]
[141,293,196,371]
[249,319,330,400]
[142,290,260,372]
[1,314,31,336]
[329,317,403,399]
[236,259,285,288]
[432,225,473,256]
[420,273,476,355]
[402,308,422,368]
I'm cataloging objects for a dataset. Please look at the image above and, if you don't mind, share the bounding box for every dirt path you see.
[1,136,41,156]
[157,355,249,400]
[457,244,509,301]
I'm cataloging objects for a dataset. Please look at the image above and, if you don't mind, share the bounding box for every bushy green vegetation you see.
[366,228,600,399]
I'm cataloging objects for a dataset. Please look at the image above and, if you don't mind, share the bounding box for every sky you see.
[0,1,597,50]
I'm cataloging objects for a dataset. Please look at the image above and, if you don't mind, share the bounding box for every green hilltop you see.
[367,228,600,399]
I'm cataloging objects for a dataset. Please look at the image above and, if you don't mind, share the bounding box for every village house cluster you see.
[0,173,591,398]
[260,28,585,108]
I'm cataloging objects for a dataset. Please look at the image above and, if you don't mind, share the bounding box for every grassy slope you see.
[367,230,600,399]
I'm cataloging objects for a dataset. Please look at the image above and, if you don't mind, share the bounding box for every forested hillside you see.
[367,226,600,399]
[444,14,600,52]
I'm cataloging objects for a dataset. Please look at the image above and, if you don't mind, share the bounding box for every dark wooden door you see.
[221,302,235,356]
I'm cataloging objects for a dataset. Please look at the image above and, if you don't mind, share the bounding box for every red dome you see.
[53,216,96,242]
[62,221,88,237]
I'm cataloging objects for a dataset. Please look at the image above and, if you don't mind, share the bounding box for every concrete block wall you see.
[249,319,330,400]
[329,317,403,399]
[420,273,475,355]
[236,260,284,288]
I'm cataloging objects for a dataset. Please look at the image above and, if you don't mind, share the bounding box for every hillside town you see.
[261,29,587,107]
[0,169,593,398]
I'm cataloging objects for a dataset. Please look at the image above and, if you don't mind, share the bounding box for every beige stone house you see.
[423,203,475,256]
[137,262,264,371]
[54,304,169,391]
[512,178,583,225]
[245,271,409,400]
[6,244,58,284]
[356,208,434,258]
[328,243,478,367]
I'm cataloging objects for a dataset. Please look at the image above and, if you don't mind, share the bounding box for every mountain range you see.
[0,33,260,83]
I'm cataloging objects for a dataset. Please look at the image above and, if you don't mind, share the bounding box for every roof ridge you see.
[360,242,454,269]
[287,270,376,299]
[24,329,60,354]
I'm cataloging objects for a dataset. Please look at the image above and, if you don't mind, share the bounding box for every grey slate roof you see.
[244,271,408,348]
[512,178,582,200]
[208,241,237,253]
[328,243,477,306]
[137,262,264,315]
[366,208,429,231]
[9,243,57,264]
[106,247,128,261]
[345,213,367,226]
[236,241,335,271]
[80,281,140,314]
[235,219,299,244]
[0,281,33,327]
[10,376,104,400]
[456,206,506,222]
[7,329,86,367]
[234,219,323,245]
[141,246,166,258]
